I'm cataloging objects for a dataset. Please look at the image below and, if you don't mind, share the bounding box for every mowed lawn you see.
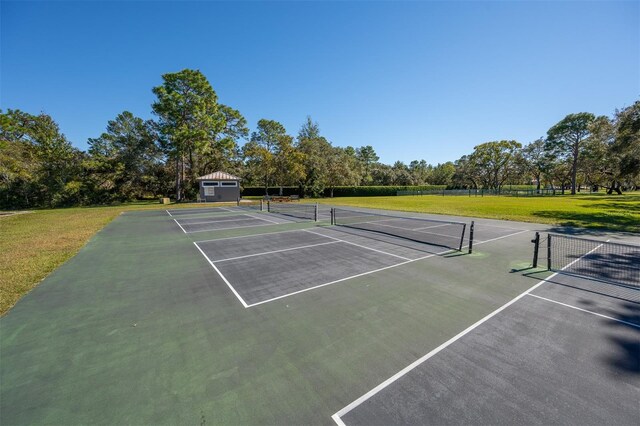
[320,192,640,232]
[1,192,639,316]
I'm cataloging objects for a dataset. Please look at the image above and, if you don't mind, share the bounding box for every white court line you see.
[194,228,312,243]
[193,242,249,308]
[185,221,279,234]
[212,241,341,263]
[173,218,187,234]
[331,234,604,426]
[166,209,173,217]
[177,216,259,226]
[303,229,411,261]
[246,213,280,224]
[526,293,640,329]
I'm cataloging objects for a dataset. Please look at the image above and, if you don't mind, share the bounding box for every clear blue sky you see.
[1,1,638,165]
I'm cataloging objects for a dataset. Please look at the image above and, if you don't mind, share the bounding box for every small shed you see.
[196,171,241,202]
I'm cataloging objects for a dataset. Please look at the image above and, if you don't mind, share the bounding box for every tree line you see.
[1,68,638,208]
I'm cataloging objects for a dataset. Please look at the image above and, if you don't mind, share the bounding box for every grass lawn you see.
[0,201,236,316]
[317,192,640,232]
[2,193,638,316]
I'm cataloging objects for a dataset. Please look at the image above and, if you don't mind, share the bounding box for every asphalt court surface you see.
[336,273,640,426]
[194,228,421,307]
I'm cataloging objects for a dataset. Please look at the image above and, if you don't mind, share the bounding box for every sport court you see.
[0,203,637,425]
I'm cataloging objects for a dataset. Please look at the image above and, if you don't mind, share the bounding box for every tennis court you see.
[334,271,639,425]
[1,204,637,425]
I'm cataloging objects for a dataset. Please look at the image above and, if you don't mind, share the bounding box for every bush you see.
[323,185,446,197]
[241,186,300,197]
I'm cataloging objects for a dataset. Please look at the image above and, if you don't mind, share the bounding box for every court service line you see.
[302,229,411,261]
[331,233,601,426]
[173,218,188,234]
[178,217,258,226]
[526,293,640,329]
[166,209,173,217]
[246,249,451,308]
[194,228,312,243]
[246,213,280,224]
[193,242,250,308]
[212,241,341,263]
[185,222,278,234]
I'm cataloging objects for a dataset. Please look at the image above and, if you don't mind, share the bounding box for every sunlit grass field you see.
[1,193,638,316]
[319,192,640,232]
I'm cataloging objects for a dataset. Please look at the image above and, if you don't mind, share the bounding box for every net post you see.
[314,203,318,222]
[330,208,335,225]
[531,232,540,268]
[267,200,271,213]
[466,221,474,253]
[547,233,551,270]
[260,199,264,211]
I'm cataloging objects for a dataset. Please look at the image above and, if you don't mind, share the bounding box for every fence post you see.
[547,234,552,270]
[531,232,540,268]
[260,199,264,211]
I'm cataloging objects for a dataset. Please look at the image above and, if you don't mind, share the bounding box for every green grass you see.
[0,200,237,316]
[317,192,640,232]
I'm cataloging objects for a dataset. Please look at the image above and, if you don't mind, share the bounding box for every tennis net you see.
[332,208,468,251]
[268,201,318,221]
[539,234,640,287]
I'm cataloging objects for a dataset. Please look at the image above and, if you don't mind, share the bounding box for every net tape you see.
[268,202,317,221]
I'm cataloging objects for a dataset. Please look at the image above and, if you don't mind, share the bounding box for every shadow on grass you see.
[532,210,640,234]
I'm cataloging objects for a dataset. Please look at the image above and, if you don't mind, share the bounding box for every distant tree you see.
[88,111,161,200]
[273,134,305,195]
[325,147,360,197]
[152,69,225,200]
[296,117,332,196]
[467,140,522,190]
[409,160,431,185]
[1,110,86,207]
[521,138,547,192]
[546,112,595,195]
[612,101,640,190]
[356,145,379,185]
[391,161,412,185]
[431,162,456,186]
[249,119,289,195]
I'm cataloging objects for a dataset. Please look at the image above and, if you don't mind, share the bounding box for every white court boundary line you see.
[166,209,173,217]
[173,218,188,234]
[331,236,605,426]
[193,242,250,308]
[526,293,640,329]
[212,241,341,263]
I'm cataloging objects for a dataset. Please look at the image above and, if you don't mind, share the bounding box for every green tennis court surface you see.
[1,206,638,425]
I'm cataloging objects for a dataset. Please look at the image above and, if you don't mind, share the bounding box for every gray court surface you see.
[173,212,286,233]
[195,228,425,307]
[336,273,640,426]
